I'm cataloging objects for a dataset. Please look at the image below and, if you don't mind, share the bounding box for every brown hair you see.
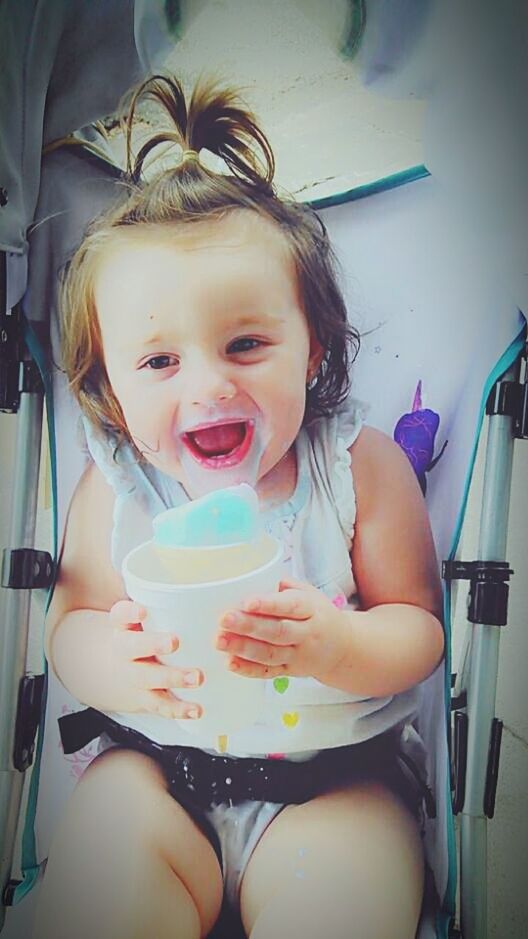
[60,74,360,445]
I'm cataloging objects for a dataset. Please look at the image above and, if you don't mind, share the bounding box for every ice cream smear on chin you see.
[152,484,275,584]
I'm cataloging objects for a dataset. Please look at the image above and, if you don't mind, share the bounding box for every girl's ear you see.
[306,333,325,382]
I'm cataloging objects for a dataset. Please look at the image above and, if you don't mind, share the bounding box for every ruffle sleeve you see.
[306,396,368,549]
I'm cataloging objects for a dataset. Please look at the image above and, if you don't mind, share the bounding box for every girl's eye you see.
[227,337,263,354]
[143,354,178,371]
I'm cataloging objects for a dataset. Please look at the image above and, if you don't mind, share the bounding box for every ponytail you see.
[123,74,274,190]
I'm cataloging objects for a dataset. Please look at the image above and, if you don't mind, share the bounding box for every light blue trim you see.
[307,164,430,209]
[10,318,58,904]
[341,0,367,59]
[438,317,526,933]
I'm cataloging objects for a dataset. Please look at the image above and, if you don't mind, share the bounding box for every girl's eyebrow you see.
[142,333,162,347]
[227,311,286,329]
[229,312,284,328]
[138,312,284,348]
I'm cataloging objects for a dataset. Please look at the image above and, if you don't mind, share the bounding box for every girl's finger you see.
[128,661,203,692]
[278,577,312,591]
[217,633,293,668]
[218,612,304,645]
[227,658,293,680]
[121,629,179,660]
[109,600,147,629]
[239,589,312,620]
[139,689,202,721]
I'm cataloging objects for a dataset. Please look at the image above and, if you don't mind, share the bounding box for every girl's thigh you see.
[239,781,424,939]
[40,747,224,935]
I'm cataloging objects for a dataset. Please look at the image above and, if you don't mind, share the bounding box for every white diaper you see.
[204,799,286,908]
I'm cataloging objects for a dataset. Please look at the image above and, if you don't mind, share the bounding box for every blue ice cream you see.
[153,484,261,549]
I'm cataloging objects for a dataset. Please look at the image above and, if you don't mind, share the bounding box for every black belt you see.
[59,707,436,817]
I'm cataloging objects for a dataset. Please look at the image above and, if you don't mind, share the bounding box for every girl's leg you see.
[239,782,424,939]
[33,748,224,939]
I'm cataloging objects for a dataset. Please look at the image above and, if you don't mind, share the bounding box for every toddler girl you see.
[36,75,444,939]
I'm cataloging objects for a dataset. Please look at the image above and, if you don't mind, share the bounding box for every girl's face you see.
[94,212,321,499]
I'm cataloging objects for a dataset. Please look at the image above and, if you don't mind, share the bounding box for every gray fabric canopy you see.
[0,0,174,304]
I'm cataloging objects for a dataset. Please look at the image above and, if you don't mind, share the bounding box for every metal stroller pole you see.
[0,387,44,928]
[459,360,518,939]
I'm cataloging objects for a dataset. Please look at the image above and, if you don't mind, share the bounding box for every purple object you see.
[393,381,448,494]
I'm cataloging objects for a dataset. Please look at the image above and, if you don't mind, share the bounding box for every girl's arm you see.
[46,464,202,717]
[328,425,445,696]
[45,461,127,674]
[215,426,444,696]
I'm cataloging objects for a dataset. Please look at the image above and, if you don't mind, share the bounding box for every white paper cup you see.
[122,535,283,739]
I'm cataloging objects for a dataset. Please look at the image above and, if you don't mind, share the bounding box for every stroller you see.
[1,2,526,937]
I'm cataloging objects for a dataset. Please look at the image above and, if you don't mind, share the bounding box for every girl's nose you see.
[189,372,237,407]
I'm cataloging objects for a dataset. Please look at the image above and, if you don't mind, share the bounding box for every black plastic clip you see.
[484,717,503,819]
[13,674,46,771]
[2,879,22,907]
[451,711,468,815]
[486,342,528,439]
[0,295,21,414]
[442,560,513,626]
[0,287,43,413]
[2,548,55,590]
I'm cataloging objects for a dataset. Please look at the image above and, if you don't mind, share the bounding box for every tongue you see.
[190,423,245,456]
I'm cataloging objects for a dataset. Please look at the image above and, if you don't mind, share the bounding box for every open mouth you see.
[182,421,254,468]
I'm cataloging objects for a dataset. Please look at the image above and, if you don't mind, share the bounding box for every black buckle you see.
[442,560,513,626]
[13,674,46,771]
[2,548,55,589]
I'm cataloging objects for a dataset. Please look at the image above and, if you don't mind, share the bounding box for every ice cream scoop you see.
[153,484,260,548]
[151,485,275,583]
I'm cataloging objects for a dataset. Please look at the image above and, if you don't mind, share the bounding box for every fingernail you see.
[183,670,200,686]
[187,707,200,719]
[222,613,236,627]
[216,634,228,650]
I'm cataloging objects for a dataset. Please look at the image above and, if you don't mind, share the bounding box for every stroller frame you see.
[0,189,527,936]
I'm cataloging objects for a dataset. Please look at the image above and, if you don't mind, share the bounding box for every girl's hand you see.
[215,578,348,685]
[101,600,204,719]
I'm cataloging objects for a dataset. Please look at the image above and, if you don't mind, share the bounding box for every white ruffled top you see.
[84,398,420,757]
